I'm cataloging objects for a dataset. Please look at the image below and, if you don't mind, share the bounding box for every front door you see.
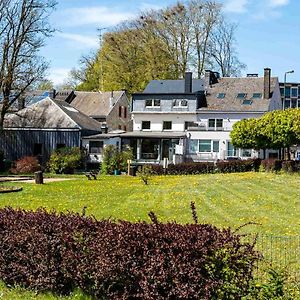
[162,139,172,161]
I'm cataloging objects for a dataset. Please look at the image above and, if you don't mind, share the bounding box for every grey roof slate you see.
[70,91,124,117]
[4,97,101,132]
[143,79,205,94]
[202,77,278,112]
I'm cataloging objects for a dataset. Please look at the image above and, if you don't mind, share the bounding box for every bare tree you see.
[208,18,246,77]
[0,0,57,129]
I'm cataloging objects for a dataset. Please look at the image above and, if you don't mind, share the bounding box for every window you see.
[280,88,284,97]
[119,106,122,117]
[291,87,298,98]
[298,100,300,108]
[89,141,103,154]
[208,119,223,130]
[237,93,247,99]
[189,140,198,153]
[241,149,251,157]
[163,121,172,130]
[212,141,219,153]
[285,86,291,98]
[56,143,65,149]
[118,125,122,130]
[217,93,225,99]
[291,99,297,108]
[123,125,127,131]
[284,99,290,109]
[298,87,300,98]
[227,142,237,157]
[185,121,198,130]
[142,121,151,130]
[242,99,252,105]
[123,107,127,118]
[141,139,159,159]
[252,93,262,99]
[33,143,43,156]
[199,140,220,153]
[173,99,188,107]
[199,140,211,152]
[145,99,160,107]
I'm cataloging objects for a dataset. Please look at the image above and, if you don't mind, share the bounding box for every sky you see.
[43,0,300,86]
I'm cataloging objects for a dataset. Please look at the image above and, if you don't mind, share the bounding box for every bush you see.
[150,159,260,175]
[0,207,259,299]
[48,147,83,174]
[261,159,282,172]
[10,156,41,174]
[137,165,152,184]
[101,146,133,175]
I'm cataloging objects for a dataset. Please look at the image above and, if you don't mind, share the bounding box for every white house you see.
[128,68,281,164]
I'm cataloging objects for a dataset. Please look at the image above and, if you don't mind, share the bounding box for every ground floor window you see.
[141,139,159,159]
[227,141,237,157]
[142,121,151,130]
[241,149,251,157]
[189,139,219,153]
[89,141,104,154]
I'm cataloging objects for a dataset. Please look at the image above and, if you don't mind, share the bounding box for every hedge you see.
[0,208,259,299]
[151,159,261,175]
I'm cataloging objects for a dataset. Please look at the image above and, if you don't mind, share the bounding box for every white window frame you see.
[145,99,160,107]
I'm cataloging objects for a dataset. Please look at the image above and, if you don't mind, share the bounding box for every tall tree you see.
[0,0,56,129]
[208,17,246,77]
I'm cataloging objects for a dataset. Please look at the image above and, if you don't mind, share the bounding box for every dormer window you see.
[252,93,262,99]
[173,99,188,107]
[145,99,160,107]
[237,93,247,99]
[217,93,225,99]
[242,99,252,105]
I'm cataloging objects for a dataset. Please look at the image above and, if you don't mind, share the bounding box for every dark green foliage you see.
[151,159,260,175]
[261,159,282,173]
[101,146,133,175]
[0,208,259,299]
[48,147,83,174]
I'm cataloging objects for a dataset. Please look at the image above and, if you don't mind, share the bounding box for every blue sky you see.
[43,0,299,86]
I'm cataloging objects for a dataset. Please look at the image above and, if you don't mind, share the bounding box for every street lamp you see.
[283,70,294,110]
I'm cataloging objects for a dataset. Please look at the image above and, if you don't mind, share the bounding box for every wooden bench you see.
[85,170,98,180]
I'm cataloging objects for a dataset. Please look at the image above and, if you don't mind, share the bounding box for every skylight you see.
[242,99,252,105]
[217,93,225,99]
[252,93,262,99]
[64,106,78,113]
[237,93,247,99]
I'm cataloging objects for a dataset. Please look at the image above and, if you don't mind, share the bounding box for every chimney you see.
[184,72,192,93]
[109,90,114,108]
[263,68,271,99]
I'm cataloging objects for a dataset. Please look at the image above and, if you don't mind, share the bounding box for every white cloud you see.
[59,6,135,27]
[48,68,70,86]
[268,0,289,7]
[223,0,249,13]
[57,33,99,49]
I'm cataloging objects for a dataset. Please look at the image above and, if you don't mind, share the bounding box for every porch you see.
[120,132,187,165]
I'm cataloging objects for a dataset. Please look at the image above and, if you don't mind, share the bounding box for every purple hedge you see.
[0,208,259,299]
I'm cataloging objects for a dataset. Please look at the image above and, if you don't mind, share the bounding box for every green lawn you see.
[1,172,300,236]
[1,172,300,299]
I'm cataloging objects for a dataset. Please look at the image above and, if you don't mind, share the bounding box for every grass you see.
[1,172,299,236]
[0,172,300,299]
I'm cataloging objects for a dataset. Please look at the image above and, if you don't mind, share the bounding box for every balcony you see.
[186,125,231,131]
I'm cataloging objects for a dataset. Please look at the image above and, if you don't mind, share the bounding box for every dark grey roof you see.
[4,97,101,133]
[202,77,279,112]
[143,79,205,94]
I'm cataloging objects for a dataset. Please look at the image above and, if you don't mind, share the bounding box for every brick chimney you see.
[184,72,192,93]
[264,68,271,99]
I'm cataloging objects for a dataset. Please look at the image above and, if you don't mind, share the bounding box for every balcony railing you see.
[187,126,231,131]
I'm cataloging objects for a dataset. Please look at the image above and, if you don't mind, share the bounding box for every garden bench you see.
[85,171,98,180]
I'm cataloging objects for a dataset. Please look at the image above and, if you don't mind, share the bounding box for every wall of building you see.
[0,129,81,162]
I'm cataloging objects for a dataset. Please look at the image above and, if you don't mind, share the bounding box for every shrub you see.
[10,156,41,174]
[137,164,152,184]
[151,159,260,175]
[101,146,133,175]
[261,159,282,172]
[48,147,83,174]
[0,207,259,299]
